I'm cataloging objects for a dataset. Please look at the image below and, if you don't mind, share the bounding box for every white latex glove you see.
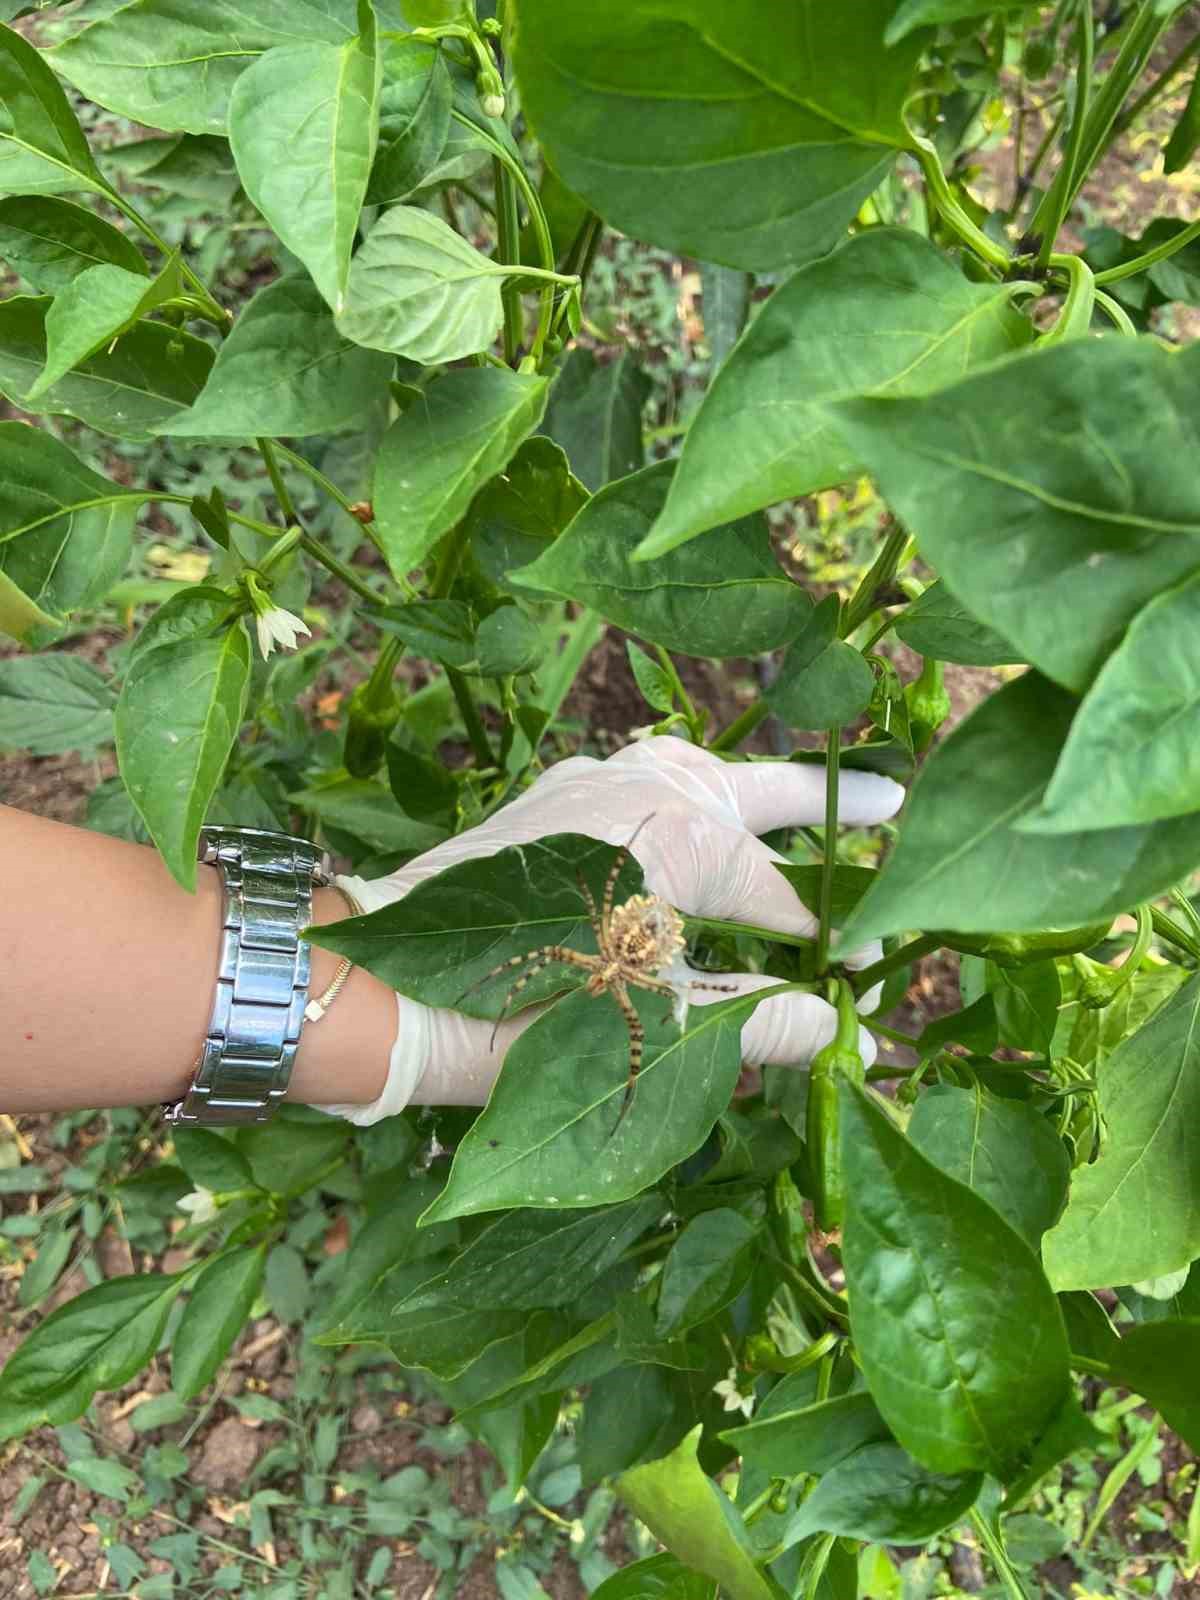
[316,737,903,1125]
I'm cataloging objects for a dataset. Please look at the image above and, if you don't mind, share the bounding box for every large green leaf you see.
[0,195,147,292]
[510,460,810,658]
[893,581,1024,667]
[0,654,115,755]
[783,1442,981,1546]
[1104,1319,1200,1454]
[1028,570,1200,832]
[511,1,908,272]
[29,253,182,399]
[617,1427,774,1600]
[172,1246,266,1399]
[0,296,213,439]
[469,435,588,591]
[887,0,1039,41]
[289,776,444,855]
[229,10,380,314]
[0,1272,187,1439]
[837,339,1200,693]
[368,38,452,203]
[654,1209,758,1336]
[841,1085,1070,1480]
[372,367,548,580]
[337,203,510,362]
[0,21,103,196]
[642,230,1033,557]
[419,985,772,1223]
[0,421,141,639]
[907,1084,1069,1250]
[51,0,360,136]
[837,674,1200,946]
[720,1392,891,1478]
[591,1554,716,1600]
[1043,976,1200,1290]
[542,347,648,492]
[115,627,251,891]
[162,275,392,439]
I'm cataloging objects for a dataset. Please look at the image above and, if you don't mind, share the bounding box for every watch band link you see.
[164,827,331,1127]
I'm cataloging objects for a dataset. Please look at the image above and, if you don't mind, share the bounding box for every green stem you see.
[708,699,768,752]
[849,934,941,997]
[768,1254,849,1329]
[1103,904,1153,1001]
[1066,5,1172,206]
[447,668,495,767]
[1040,251,1096,342]
[654,645,703,741]
[103,189,228,323]
[493,156,524,363]
[1093,287,1138,335]
[842,520,911,636]
[816,732,841,974]
[914,139,1010,271]
[803,1536,836,1600]
[257,436,298,522]
[1034,0,1093,265]
[1095,214,1200,283]
[299,535,386,609]
[968,1506,1031,1600]
[1171,886,1200,943]
[1113,25,1200,135]
[1150,905,1200,963]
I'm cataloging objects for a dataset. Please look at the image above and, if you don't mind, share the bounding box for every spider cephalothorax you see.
[459,827,735,1134]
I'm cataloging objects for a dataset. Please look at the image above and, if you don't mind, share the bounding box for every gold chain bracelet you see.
[303,886,363,1023]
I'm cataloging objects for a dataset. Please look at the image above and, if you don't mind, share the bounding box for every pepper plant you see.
[4,0,1200,1593]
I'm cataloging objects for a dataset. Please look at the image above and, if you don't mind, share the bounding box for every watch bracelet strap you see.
[164,827,330,1127]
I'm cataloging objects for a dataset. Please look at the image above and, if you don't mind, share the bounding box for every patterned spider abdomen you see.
[607,894,686,976]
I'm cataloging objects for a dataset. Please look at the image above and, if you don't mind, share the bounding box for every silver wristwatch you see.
[164,826,332,1127]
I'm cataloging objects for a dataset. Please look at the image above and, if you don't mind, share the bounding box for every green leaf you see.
[887,0,1038,43]
[0,21,103,196]
[127,585,238,668]
[907,1084,1069,1249]
[237,1116,351,1197]
[0,654,115,754]
[542,347,648,492]
[655,1209,758,1337]
[627,640,675,715]
[29,253,182,399]
[289,776,444,854]
[468,434,588,591]
[511,3,906,272]
[229,11,381,314]
[475,606,543,677]
[386,741,457,826]
[419,985,768,1223]
[1028,569,1200,832]
[840,1084,1070,1480]
[172,1127,256,1194]
[783,1442,981,1546]
[368,39,452,203]
[313,1177,452,1335]
[52,0,360,137]
[172,1247,266,1398]
[1104,1319,1200,1454]
[0,295,214,439]
[837,674,1200,946]
[1166,68,1200,174]
[580,1366,704,1486]
[700,263,750,370]
[115,627,251,892]
[837,340,1200,693]
[986,959,1061,1054]
[772,865,876,926]
[0,1271,187,1439]
[0,420,140,640]
[591,1554,716,1600]
[0,195,147,292]
[511,461,810,658]
[373,367,549,581]
[721,1392,891,1478]
[18,1224,76,1309]
[371,598,478,669]
[617,1427,774,1600]
[769,638,874,732]
[163,275,391,439]
[893,581,1024,667]
[1043,975,1200,1290]
[306,832,644,1013]
[264,1242,311,1324]
[66,1456,140,1500]
[102,131,240,204]
[337,204,510,361]
[644,230,1033,556]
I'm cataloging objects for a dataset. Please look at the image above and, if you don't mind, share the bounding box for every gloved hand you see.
[316,737,903,1125]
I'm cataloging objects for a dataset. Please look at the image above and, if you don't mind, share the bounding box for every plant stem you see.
[708,699,768,752]
[1151,905,1200,963]
[1009,100,1067,221]
[257,436,298,522]
[103,188,228,323]
[968,1506,1031,1600]
[269,442,416,596]
[842,519,910,637]
[849,934,941,997]
[447,669,495,766]
[1065,4,1172,207]
[299,535,387,609]
[1095,214,1200,283]
[654,645,703,741]
[914,139,1010,271]
[493,155,524,363]
[1093,287,1138,335]
[1034,0,1094,265]
[816,732,841,974]
[1113,25,1200,136]
[1171,886,1200,942]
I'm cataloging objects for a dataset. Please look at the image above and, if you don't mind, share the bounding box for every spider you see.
[459,821,738,1134]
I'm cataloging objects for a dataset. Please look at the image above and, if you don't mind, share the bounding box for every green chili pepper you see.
[936,921,1112,968]
[343,680,403,778]
[805,978,863,1233]
[905,656,952,752]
